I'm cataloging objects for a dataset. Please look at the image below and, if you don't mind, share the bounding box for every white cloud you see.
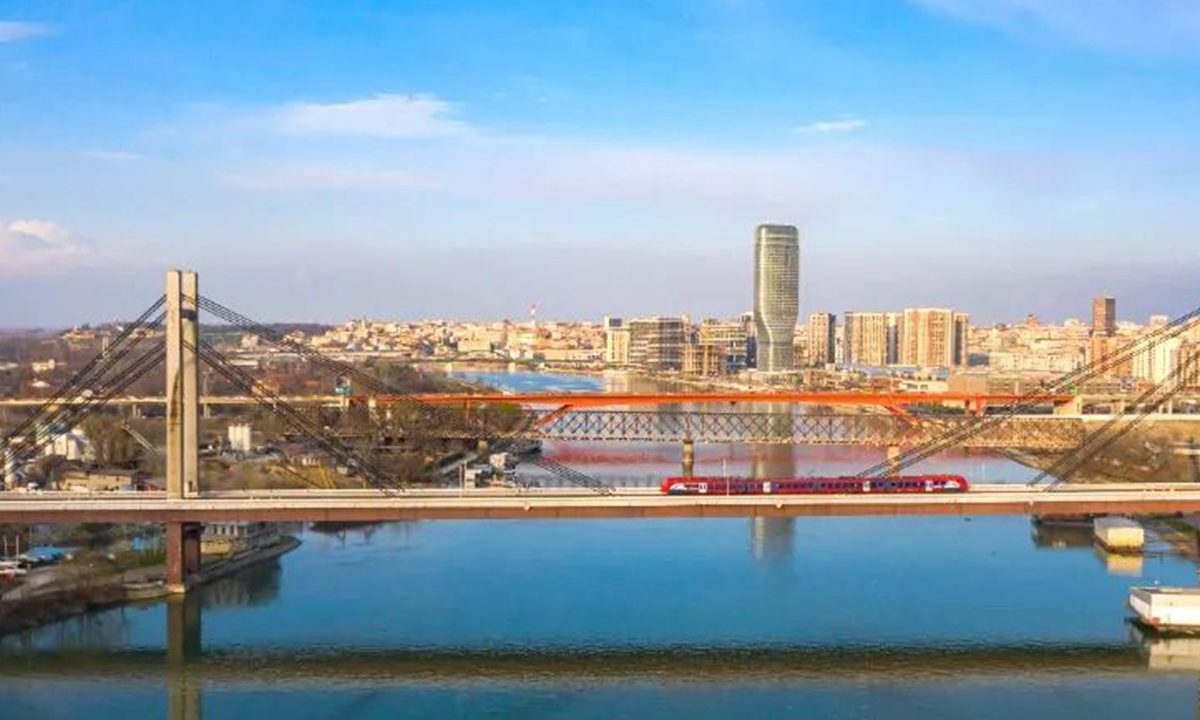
[795,118,867,134]
[908,0,1200,52]
[0,220,90,277]
[220,166,438,191]
[0,21,48,43]
[273,94,472,138]
[6,220,72,245]
[81,149,147,163]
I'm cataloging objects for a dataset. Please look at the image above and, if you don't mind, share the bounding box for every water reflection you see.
[1131,623,1200,672]
[0,557,285,652]
[200,559,281,610]
[2,604,138,651]
[1094,546,1145,577]
[1031,516,1200,578]
[0,518,1199,719]
[750,414,796,563]
[1031,519,1094,549]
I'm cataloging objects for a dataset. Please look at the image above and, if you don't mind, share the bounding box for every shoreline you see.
[0,535,301,637]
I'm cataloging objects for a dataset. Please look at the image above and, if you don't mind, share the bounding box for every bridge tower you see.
[166,270,200,499]
[165,270,203,593]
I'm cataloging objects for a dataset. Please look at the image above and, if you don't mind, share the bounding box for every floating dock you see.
[1094,516,1145,553]
[1129,587,1200,633]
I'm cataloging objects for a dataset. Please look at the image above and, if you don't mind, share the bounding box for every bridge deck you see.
[3,484,1200,522]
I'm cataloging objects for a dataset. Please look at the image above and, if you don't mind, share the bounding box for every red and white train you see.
[660,474,970,495]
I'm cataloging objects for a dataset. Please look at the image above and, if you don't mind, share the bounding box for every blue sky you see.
[2,0,1199,327]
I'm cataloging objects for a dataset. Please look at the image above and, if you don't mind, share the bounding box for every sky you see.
[1,0,1199,328]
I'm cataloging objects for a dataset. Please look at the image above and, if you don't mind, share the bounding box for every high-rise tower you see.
[1092,297,1116,336]
[753,224,800,372]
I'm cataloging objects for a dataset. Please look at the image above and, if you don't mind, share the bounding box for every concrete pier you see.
[164,522,203,594]
[682,439,695,477]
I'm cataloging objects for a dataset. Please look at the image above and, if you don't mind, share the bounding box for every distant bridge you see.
[0,390,1072,414]
[0,391,1086,449]
[520,410,1081,449]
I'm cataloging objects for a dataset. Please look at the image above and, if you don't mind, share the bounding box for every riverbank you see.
[1011,421,1200,485]
[0,535,301,636]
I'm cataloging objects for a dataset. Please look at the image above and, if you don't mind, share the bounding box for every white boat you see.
[0,561,28,579]
[1130,587,1200,632]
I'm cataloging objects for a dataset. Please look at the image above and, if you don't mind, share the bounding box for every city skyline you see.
[3,1,1200,326]
[0,292,1184,332]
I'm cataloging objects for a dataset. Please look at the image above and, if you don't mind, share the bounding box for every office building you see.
[628,317,685,371]
[603,316,630,365]
[1087,296,1132,378]
[901,308,968,369]
[1092,297,1117,336]
[953,312,971,367]
[806,313,836,366]
[698,319,750,371]
[1180,343,1200,389]
[1132,335,1181,385]
[753,224,800,371]
[886,312,904,365]
[682,343,728,377]
[843,312,890,367]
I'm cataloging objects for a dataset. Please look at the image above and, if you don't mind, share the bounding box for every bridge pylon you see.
[165,270,202,594]
[165,270,200,499]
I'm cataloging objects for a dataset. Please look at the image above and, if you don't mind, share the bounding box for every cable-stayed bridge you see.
[2,269,1200,593]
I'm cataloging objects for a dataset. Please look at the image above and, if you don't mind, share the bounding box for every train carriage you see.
[660,475,969,495]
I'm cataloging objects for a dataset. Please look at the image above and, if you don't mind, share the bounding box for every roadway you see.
[3,483,1200,523]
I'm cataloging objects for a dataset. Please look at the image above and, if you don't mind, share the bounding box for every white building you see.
[227,423,253,453]
[1133,335,1182,385]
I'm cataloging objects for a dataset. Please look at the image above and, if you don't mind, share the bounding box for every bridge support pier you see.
[164,522,203,594]
[682,439,695,477]
[477,438,489,458]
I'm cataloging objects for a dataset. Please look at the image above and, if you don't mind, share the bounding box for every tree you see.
[81,415,142,468]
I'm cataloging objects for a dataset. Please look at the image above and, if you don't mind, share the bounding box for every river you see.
[1,368,1199,719]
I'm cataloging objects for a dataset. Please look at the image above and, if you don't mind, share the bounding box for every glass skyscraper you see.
[753,224,799,372]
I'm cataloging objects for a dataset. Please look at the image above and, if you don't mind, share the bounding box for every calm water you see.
[2,368,1199,719]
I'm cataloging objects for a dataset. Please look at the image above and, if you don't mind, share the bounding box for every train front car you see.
[930,474,970,493]
[661,477,756,495]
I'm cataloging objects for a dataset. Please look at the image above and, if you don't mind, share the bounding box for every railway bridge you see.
[0,391,1086,449]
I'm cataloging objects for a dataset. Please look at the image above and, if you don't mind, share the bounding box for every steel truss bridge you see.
[523,409,1082,449]
[0,393,1085,449]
